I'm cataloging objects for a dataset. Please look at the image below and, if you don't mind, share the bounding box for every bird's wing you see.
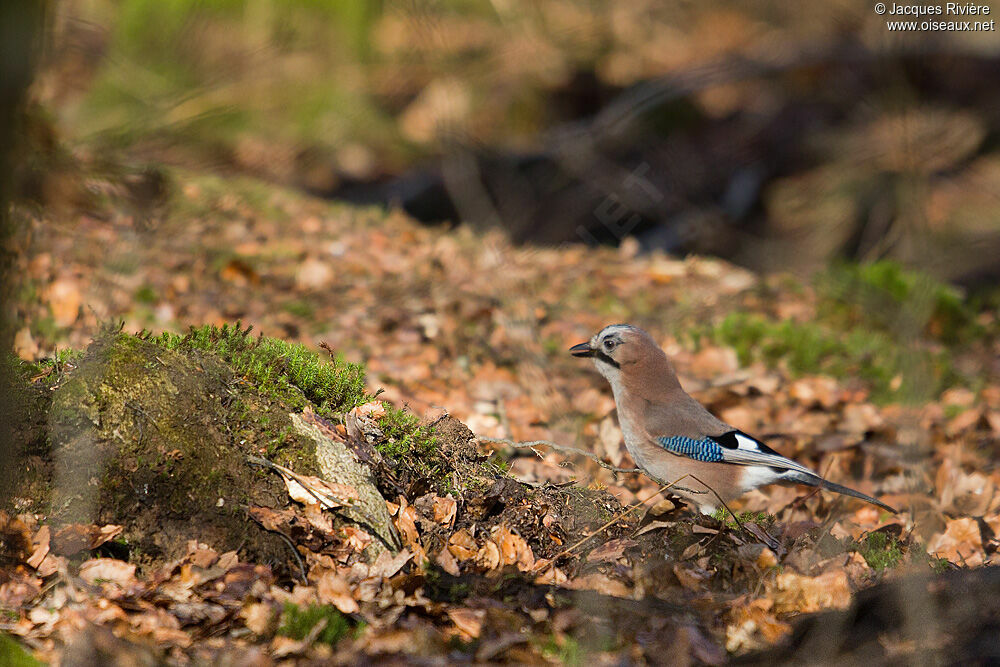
[706,431,818,476]
[640,398,817,475]
[654,431,897,513]
[655,430,816,477]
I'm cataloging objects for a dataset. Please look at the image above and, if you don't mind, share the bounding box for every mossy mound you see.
[9,323,629,581]
[44,329,309,572]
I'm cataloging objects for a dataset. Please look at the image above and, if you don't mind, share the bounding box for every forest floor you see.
[2,165,1000,664]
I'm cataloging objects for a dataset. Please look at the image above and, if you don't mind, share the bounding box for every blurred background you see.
[19,0,1000,279]
[5,0,1000,438]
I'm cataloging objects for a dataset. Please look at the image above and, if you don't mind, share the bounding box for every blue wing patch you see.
[656,435,724,462]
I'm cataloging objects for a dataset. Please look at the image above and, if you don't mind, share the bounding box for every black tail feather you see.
[787,473,897,513]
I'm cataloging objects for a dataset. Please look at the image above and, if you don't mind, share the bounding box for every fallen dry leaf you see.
[447,607,485,639]
[586,538,637,564]
[432,495,458,528]
[51,523,124,556]
[395,501,421,547]
[771,570,851,613]
[26,525,50,570]
[475,539,501,571]
[78,558,137,587]
[567,572,633,597]
[726,598,791,652]
[448,529,478,561]
[283,473,359,509]
[317,570,359,613]
[435,546,461,576]
[45,278,82,327]
[927,517,984,567]
[241,602,275,635]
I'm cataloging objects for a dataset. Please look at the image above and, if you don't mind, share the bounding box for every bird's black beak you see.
[569,342,595,358]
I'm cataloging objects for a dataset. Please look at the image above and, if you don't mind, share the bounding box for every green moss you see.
[135,284,158,304]
[0,635,42,667]
[707,311,954,403]
[375,406,450,490]
[711,509,776,530]
[697,261,994,404]
[277,603,359,646]
[282,299,315,320]
[857,532,903,571]
[533,634,582,666]
[146,323,367,414]
[818,260,981,344]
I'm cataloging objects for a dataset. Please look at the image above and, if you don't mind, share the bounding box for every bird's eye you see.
[603,338,617,351]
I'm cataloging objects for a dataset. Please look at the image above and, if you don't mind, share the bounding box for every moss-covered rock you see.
[44,330,308,572]
[9,323,634,583]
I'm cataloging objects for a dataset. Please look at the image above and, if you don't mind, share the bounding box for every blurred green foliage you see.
[705,260,988,404]
[277,602,359,645]
[74,0,396,156]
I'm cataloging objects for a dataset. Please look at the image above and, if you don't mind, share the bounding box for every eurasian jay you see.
[571,324,896,514]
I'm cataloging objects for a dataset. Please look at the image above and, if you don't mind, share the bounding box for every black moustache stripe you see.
[595,350,620,369]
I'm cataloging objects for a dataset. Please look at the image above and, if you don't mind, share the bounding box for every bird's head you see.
[569,323,660,382]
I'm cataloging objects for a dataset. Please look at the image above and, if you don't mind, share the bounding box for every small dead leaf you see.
[448,529,478,561]
[447,608,485,639]
[587,538,637,564]
[282,472,359,509]
[432,496,458,528]
[317,570,359,613]
[475,539,501,571]
[726,598,791,652]
[647,498,676,516]
[533,561,568,585]
[368,549,412,579]
[220,258,260,285]
[636,520,674,536]
[51,524,124,556]
[680,542,704,561]
[567,573,633,598]
[772,570,851,613]
[79,558,137,587]
[395,502,421,547]
[673,563,710,591]
[351,401,387,420]
[26,525,50,570]
[241,602,275,635]
[45,279,82,327]
[435,547,461,577]
[927,517,984,567]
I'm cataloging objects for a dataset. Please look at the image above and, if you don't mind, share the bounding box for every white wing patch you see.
[733,432,768,453]
[715,430,819,478]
